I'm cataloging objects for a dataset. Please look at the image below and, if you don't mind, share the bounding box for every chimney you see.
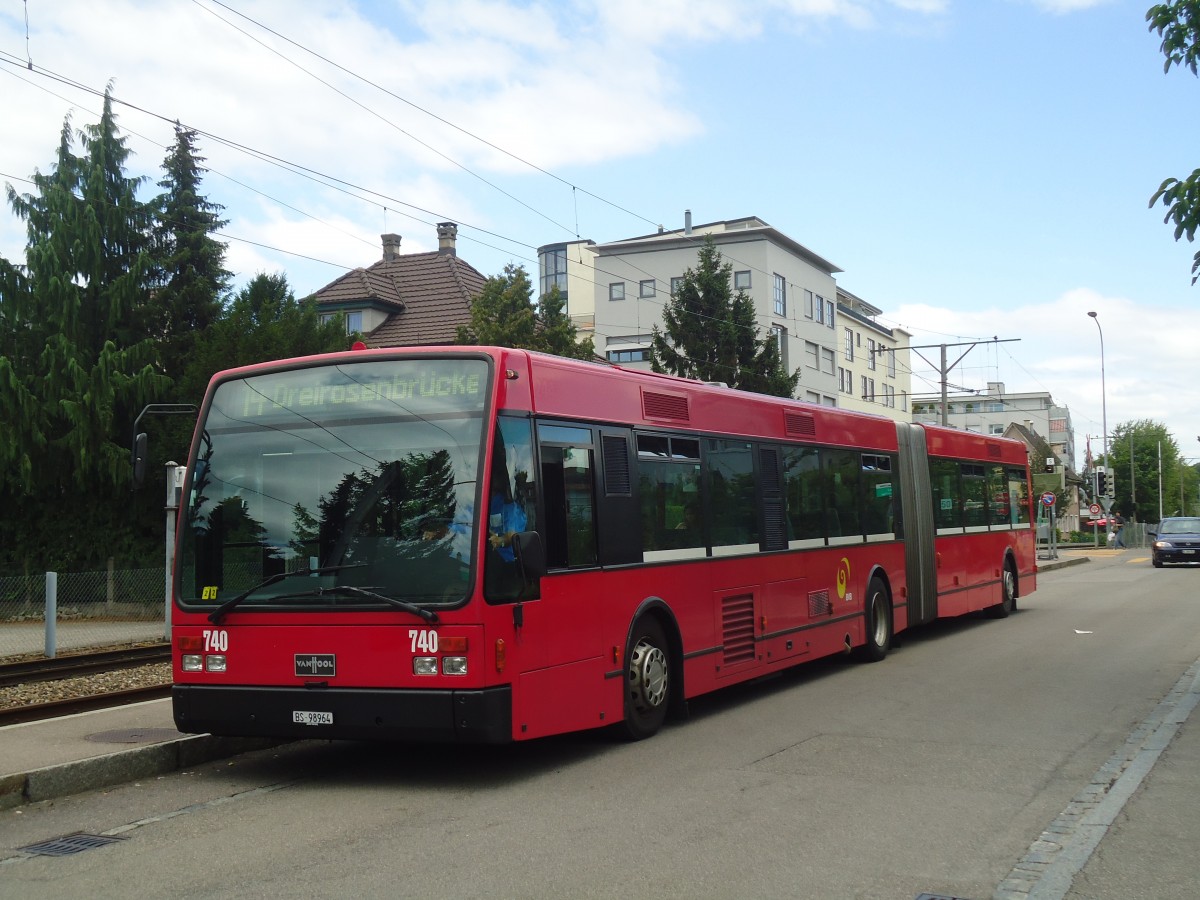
[436,222,458,257]
[684,210,692,235]
[381,233,402,262]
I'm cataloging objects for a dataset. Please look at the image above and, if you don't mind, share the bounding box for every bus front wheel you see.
[987,561,1017,619]
[621,618,671,740]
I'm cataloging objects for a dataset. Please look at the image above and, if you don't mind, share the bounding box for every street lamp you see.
[1088,311,1108,512]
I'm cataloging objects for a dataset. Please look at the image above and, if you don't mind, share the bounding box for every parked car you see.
[1148,517,1200,567]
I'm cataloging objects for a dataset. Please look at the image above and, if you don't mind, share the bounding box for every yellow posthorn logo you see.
[836,557,851,599]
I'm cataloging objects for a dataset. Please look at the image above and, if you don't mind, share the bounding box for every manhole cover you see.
[20,833,127,856]
[86,728,184,744]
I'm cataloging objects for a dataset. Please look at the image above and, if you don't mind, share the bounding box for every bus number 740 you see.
[409,629,438,653]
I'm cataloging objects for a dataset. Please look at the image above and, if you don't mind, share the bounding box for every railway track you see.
[0,683,172,727]
[0,645,174,727]
[0,644,171,688]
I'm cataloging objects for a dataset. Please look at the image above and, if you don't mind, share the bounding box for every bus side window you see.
[823,448,862,539]
[540,444,598,569]
[783,445,823,542]
[929,457,961,530]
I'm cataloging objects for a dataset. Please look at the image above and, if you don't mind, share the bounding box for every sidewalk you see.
[0,697,283,809]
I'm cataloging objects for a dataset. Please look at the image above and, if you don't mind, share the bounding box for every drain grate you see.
[19,833,127,857]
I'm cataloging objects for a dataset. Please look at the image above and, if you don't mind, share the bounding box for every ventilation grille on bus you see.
[602,435,632,496]
[784,410,816,437]
[986,441,1003,459]
[642,390,689,421]
[722,593,756,665]
[809,590,832,618]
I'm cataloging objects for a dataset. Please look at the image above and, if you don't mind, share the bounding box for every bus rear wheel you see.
[856,577,892,663]
[621,618,671,740]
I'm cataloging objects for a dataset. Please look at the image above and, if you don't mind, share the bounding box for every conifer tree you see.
[0,90,166,495]
[649,235,799,397]
[151,124,230,385]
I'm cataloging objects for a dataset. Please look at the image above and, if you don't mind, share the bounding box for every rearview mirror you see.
[132,432,148,490]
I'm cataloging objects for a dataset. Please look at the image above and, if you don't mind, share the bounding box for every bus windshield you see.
[179,358,490,610]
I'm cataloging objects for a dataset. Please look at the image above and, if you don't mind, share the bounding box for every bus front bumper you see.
[172,684,512,743]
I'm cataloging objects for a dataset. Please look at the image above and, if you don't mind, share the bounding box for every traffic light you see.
[1096,468,1107,498]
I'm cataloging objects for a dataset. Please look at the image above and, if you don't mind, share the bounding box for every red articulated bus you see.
[170,346,1036,743]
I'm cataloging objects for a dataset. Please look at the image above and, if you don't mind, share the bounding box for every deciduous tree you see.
[456,263,595,360]
[1147,2,1200,282]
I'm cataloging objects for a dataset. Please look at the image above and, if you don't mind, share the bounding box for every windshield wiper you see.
[268,585,439,623]
[207,563,366,624]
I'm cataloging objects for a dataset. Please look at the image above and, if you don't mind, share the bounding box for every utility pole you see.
[901,338,1022,426]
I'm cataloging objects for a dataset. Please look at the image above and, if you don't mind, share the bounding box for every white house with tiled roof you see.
[310,223,486,347]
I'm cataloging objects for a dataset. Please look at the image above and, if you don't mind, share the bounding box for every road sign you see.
[1089,503,1101,516]
[1040,492,1056,507]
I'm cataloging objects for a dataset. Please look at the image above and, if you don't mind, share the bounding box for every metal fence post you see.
[45,571,57,659]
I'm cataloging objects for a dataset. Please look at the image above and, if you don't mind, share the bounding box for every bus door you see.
[897,423,937,626]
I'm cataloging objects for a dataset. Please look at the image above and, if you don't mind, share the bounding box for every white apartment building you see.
[835,287,912,424]
[541,216,903,411]
[911,382,1076,472]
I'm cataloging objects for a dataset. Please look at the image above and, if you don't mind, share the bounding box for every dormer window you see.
[321,310,364,334]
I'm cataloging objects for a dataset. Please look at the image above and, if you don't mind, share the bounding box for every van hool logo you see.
[295,654,336,677]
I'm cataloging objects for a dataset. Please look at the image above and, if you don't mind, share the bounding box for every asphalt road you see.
[3,551,1198,900]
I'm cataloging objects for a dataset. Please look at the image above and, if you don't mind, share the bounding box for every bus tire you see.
[856,577,892,663]
[987,560,1017,619]
[621,617,671,740]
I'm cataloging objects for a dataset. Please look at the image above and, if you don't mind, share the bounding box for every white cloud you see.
[894,288,1200,468]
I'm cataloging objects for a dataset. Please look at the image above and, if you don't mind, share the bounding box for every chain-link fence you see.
[0,566,168,661]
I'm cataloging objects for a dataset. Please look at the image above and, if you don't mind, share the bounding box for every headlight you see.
[1155,540,1173,549]
[442,656,468,676]
[413,657,438,676]
[205,655,227,672]
[182,654,202,672]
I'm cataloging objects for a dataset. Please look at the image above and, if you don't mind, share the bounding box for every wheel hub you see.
[629,639,668,711]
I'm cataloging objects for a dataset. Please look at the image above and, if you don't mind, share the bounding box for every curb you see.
[0,734,287,810]
[1038,555,1090,573]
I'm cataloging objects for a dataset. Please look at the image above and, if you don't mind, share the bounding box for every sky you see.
[1,0,1198,471]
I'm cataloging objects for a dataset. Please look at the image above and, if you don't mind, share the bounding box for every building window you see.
[670,277,684,296]
[844,328,854,361]
[886,349,896,377]
[825,299,835,327]
[321,310,363,334]
[867,339,876,370]
[804,289,814,319]
[770,324,788,368]
[607,348,650,363]
[773,273,786,316]
[883,383,895,407]
[804,341,819,370]
[609,282,626,302]
[734,270,751,290]
[990,423,1005,435]
[639,279,656,298]
[814,295,825,325]
[820,347,835,375]
[839,367,853,393]
[539,246,567,298]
